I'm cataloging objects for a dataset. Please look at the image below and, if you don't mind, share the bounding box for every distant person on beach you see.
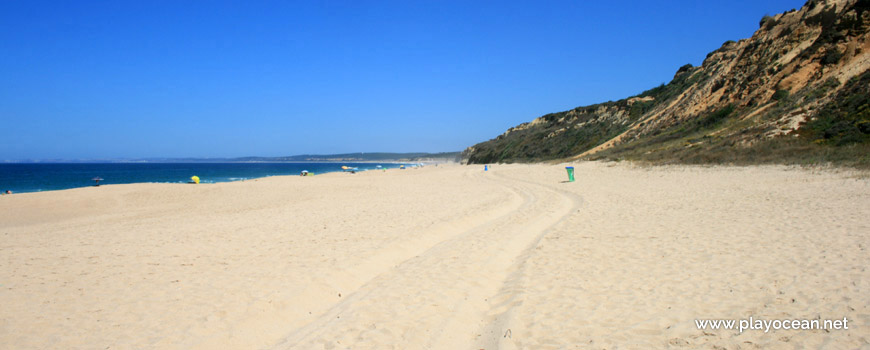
[4,190,11,195]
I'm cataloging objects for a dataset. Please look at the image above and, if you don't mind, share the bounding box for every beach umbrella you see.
[191,175,200,184]
[92,177,103,186]
[341,166,349,170]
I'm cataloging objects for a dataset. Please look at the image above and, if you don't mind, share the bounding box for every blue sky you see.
[1,0,805,160]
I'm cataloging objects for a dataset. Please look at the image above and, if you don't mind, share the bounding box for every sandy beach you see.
[1,163,868,349]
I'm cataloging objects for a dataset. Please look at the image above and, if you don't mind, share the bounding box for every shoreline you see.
[0,162,425,195]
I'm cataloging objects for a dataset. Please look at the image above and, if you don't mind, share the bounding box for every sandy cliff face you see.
[465,0,870,164]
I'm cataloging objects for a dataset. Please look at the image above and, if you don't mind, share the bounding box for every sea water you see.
[0,162,405,194]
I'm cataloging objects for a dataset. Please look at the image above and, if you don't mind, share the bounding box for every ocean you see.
[0,162,407,194]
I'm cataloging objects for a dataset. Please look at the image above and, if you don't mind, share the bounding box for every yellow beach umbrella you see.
[341,166,348,170]
[191,176,200,184]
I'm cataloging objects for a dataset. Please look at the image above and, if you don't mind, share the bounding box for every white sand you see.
[1,163,868,349]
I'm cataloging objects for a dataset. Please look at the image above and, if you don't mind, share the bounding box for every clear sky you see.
[1,0,806,160]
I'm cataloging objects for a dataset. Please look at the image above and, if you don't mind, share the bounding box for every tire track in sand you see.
[192,167,529,350]
[470,170,585,350]
[268,168,581,350]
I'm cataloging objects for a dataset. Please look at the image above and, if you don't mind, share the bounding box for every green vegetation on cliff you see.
[465,66,708,164]
[464,0,870,168]
[589,71,870,168]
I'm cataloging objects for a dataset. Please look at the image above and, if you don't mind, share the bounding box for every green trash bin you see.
[565,166,575,182]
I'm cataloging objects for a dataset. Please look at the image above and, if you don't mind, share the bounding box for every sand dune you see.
[1,163,868,349]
